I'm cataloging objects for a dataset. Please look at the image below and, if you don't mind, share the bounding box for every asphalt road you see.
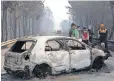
[1,48,114,81]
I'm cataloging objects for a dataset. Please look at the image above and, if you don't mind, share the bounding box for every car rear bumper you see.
[4,62,24,71]
[4,62,30,77]
[4,67,24,74]
[4,66,30,77]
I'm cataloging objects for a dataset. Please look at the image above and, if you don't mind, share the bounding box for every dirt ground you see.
[1,48,114,81]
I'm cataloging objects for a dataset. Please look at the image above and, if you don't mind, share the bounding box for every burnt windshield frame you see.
[62,38,91,50]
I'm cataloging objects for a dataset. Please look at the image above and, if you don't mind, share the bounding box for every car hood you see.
[92,48,106,57]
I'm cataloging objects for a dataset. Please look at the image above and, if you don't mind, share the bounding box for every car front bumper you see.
[103,53,111,60]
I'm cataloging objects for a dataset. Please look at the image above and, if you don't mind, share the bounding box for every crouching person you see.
[100,42,112,60]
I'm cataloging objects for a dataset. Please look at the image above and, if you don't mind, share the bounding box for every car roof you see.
[32,36,69,40]
[17,35,76,42]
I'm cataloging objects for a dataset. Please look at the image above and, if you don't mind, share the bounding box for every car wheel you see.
[16,71,25,78]
[33,64,52,78]
[92,56,105,71]
[5,70,11,74]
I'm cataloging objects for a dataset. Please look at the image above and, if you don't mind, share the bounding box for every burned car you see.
[4,36,106,78]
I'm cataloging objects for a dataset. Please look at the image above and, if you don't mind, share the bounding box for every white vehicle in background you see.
[4,36,106,78]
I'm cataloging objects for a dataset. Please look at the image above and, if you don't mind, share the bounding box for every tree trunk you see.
[1,10,4,42]
[109,15,114,40]
[13,10,17,38]
[19,18,20,38]
[109,2,114,40]
[23,12,26,36]
[3,6,7,41]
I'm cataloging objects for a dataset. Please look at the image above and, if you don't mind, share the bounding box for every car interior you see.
[10,41,33,53]
[45,40,64,51]
[66,40,86,50]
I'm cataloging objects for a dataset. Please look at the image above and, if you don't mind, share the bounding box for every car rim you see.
[36,66,51,78]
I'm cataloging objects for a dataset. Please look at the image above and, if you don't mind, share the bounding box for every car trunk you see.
[5,52,23,65]
[5,40,36,65]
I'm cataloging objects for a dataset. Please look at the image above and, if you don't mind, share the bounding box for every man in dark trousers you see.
[99,24,108,49]
[88,25,94,43]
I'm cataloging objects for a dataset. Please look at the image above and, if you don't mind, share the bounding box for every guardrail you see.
[1,39,17,47]
[107,40,114,43]
[93,37,114,43]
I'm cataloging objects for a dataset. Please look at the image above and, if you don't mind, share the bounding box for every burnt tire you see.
[5,70,11,74]
[33,64,52,78]
[16,71,25,78]
[92,56,105,70]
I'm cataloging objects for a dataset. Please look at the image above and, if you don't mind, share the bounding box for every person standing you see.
[88,26,94,43]
[77,26,82,38]
[69,23,79,39]
[82,27,89,44]
[99,24,108,48]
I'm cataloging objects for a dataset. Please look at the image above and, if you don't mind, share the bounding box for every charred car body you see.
[4,36,107,78]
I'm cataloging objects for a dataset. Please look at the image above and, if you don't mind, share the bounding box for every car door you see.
[65,39,91,70]
[45,39,70,72]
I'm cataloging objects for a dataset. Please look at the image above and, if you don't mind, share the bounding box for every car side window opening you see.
[10,41,34,53]
[22,42,33,50]
[45,40,64,51]
[66,40,86,50]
